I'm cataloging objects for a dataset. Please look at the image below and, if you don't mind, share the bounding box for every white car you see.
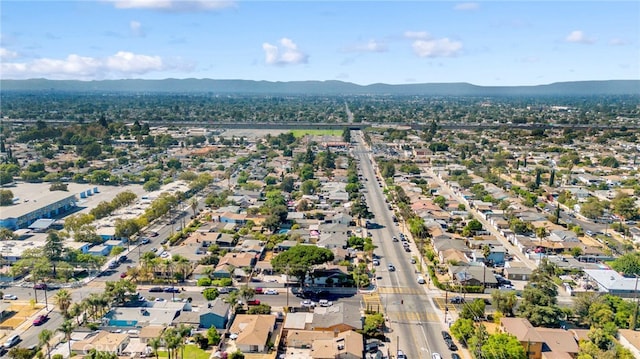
[2,294,18,300]
[264,289,279,295]
[301,300,316,308]
[432,353,442,359]
[318,299,333,307]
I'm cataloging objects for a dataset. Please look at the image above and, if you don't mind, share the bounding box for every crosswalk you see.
[378,286,424,295]
[362,292,383,312]
[387,310,440,323]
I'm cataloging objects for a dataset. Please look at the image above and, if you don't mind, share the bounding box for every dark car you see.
[164,287,181,293]
[441,331,452,341]
[445,339,458,351]
[33,283,47,290]
[451,354,461,359]
[148,287,163,292]
[449,296,465,304]
[33,314,48,326]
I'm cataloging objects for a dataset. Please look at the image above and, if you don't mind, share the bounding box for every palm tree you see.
[189,197,199,218]
[38,329,53,359]
[54,289,73,318]
[238,285,255,308]
[177,324,192,359]
[162,328,181,359]
[57,320,75,355]
[148,338,161,359]
[68,302,82,325]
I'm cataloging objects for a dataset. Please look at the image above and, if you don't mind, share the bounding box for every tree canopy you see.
[271,245,334,285]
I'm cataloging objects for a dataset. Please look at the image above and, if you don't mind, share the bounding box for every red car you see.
[254,287,263,294]
[247,299,260,306]
[120,273,127,278]
[33,315,48,326]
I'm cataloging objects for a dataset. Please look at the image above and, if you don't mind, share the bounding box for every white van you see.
[417,276,426,284]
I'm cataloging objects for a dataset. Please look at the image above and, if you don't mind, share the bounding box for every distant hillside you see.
[1,79,639,96]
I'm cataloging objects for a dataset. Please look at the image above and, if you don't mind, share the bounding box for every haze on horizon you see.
[0,0,638,86]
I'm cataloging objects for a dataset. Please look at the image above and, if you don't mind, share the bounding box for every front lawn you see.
[158,344,209,359]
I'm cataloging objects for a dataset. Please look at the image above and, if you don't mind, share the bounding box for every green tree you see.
[148,338,161,359]
[7,347,34,359]
[271,245,334,287]
[460,298,486,321]
[54,289,73,318]
[492,290,518,317]
[43,230,65,276]
[207,326,221,345]
[229,351,245,359]
[57,320,75,356]
[363,312,385,338]
[450,318,475,345]
[611,193,638,220]
[0,189,14,205]
[610,252,640,276]
[481,333,527,359]
[39,329,53,359]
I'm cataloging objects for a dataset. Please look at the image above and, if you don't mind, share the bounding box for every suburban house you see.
[500,317,579,359]
[310,330,364,359]
[71,331,130,356]
[229,314,277,353]
[582,269,640,298]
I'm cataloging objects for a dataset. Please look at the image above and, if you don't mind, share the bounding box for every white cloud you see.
[608,38,628,46]
[110,0,235,12]
[0,51,173,79]
[0,48,19,60]
[344,39,388,53]
[565,30,595,44]
[454,2,479,11]
[412,38,463,58]
[130,20,145,37]
[262,38,308,66]
[404,31,430,40]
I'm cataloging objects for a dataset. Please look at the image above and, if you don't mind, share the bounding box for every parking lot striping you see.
[378,286,424,295]
[387,311,439,323]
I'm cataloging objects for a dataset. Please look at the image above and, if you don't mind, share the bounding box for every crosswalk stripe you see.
[387,311,439,322]
[378,286,423,295]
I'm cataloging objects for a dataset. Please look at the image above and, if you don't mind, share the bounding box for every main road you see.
[353,131,454,359]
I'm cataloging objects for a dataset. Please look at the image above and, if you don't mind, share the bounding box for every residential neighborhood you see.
[0,94,639,359]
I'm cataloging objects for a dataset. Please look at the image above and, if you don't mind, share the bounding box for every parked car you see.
[372,259,380,266]
[148,287,163,292]
[33,315,48,326]
[120,273,127,278]
[318,299,333,307]
[432,354,442,359]
[301,300,316,308]
[164,287,180,293]
[441,331,452,341]
[254,287,263,294]
[264,289,279,295]
[247,299,260,306]
[397,350,407,359]
[3,335,20,348]
[450,296,465,304]
[417,276,425,284]
[451,354,461,359]
[445,338,458,351]
[2,294,17,300]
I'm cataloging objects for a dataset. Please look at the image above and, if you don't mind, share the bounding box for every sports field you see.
[290,129,342,138]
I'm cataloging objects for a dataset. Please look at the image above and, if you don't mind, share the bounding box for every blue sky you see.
[1,0,638,85]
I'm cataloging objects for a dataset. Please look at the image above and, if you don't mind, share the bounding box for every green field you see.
[290,129,343,138]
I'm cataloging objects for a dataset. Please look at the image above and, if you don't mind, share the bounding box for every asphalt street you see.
[353,131,454,359]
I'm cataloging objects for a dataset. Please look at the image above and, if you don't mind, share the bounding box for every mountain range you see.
[1,79,639,96]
